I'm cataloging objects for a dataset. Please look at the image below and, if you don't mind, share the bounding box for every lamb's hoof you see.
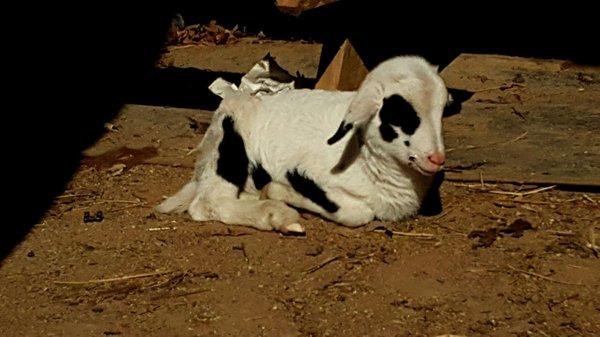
[280,223,306,236]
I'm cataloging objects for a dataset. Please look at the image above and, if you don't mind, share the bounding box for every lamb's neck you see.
[360,141,431,219]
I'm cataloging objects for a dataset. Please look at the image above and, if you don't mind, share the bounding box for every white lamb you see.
[156,56,451,234]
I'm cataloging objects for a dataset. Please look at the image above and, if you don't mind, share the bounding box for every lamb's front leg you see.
[188,177,305,234]
[261,182,374,227]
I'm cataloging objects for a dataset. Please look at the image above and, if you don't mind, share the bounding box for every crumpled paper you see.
[209,54,295,98]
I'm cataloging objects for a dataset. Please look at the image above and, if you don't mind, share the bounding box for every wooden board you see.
[440,54,600,187]
[276,0,339,15]
[159,39,322,79]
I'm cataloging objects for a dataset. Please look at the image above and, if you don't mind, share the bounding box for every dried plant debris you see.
[510,107,528,120]
[546,225,599,258]
[468,218,534,248]
[512,73,526,84]
[576,72,595,84]
[83,211,104,223]
[584,226,599,257]
[445,161,486,172]
[186,116,210,134]
[305,245,324,256]
[468,227,500,249]
[545,237,592,258]
[369,225,435,239]
[170,20,246,46]
[52,269,214,304]
[107,163,126,177]
[499,218,533,238]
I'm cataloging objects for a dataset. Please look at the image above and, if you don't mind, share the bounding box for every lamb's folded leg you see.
[187,176,304,234]
[260,181,374,227]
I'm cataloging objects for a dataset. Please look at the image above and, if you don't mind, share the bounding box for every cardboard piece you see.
[315,39,368,91]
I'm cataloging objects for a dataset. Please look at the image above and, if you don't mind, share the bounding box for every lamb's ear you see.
[327,76,383,145]
[443,88,475,117]
[330,128,364,174]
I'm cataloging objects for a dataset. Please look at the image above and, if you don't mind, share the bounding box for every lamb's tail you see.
[155,181,198,214]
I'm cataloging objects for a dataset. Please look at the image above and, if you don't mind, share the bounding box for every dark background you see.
[4,1,597,260]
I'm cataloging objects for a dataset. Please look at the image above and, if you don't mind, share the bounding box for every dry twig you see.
[447,131,528,153]
[54,270,173,285]
[304,255,342,274]
[546,230,576,236]
[489,185,556,197]
[474,83,526,92]
[507,265,584,286]
[583,194,597,204]
[372,228,436,238]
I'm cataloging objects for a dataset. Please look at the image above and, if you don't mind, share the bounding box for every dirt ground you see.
[1,100,598,337]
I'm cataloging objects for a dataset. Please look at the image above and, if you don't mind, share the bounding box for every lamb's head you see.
[328,56,450,176]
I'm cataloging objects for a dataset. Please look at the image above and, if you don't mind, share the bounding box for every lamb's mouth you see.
[415,164,440,176]
[408,155,442,176]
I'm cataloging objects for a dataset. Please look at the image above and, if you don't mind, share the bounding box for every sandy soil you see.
[1,103,598,337]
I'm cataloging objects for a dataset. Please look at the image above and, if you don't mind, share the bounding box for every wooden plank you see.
[440,54,600,187]
[159,38,322,79]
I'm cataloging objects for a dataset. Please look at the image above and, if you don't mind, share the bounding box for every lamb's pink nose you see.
[427,152,446,166]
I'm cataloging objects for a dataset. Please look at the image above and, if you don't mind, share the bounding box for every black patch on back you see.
[404,140,410,147]
[251,163,272,190]
[216,116,249,192]
[327,122,353,145]
[379,94,421,139]
[286,169,339,213]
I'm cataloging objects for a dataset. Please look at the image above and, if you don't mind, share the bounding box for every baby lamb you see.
[156,56,452,234]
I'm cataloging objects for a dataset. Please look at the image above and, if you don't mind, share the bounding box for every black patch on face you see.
[379,94,421,136]
[216,116,249,192]
[378,123,398,142]
[251,163,272,190]
[404,140,410,147]
[327,122,353,145]
[286,169,339,213]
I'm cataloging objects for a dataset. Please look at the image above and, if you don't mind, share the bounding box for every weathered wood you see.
[441,54,600,187]
[276,0,339,16]
[159,39,322,79]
